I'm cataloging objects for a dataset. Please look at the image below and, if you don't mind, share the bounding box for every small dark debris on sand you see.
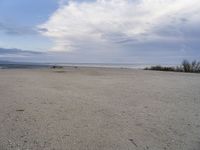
[129,139,138,147]
[16,109,25,112]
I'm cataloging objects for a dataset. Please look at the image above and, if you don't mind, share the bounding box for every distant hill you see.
[0,60,14,64]
[0,48,43,55]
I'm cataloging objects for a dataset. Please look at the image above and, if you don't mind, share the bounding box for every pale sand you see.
[0,67,200,150]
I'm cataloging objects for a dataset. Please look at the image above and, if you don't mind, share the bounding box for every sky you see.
[0,0,200,64]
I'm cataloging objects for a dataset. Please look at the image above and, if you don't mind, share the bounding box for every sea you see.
[0,61,177,69]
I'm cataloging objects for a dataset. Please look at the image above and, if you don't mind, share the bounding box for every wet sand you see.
[0,67,200,150]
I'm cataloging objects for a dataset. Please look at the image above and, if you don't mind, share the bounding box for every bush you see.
[145,60,200,73]
[146,65,175,72]
[50,65,64,69]
[182,60,200,73]
[182,60,191,72]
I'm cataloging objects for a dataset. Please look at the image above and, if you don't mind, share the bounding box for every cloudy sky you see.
[0,0,200,64]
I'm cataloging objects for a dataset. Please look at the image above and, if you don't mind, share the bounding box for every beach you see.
[0,67,200,150]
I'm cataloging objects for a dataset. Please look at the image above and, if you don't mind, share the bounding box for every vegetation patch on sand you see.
[50,65,67,73]
[145,60,200,73]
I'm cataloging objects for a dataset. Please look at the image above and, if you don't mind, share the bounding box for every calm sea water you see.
[55,63,149,69]
[0,62,177,69]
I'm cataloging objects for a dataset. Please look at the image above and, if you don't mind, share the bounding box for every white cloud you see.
[39,0,200,52]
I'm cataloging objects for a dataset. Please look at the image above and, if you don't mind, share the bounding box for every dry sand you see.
[0,67,200,150]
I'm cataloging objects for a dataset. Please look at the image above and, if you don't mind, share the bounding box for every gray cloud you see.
[38,0,200,53]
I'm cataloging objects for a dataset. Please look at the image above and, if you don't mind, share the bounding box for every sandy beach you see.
[0,67,200,150]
